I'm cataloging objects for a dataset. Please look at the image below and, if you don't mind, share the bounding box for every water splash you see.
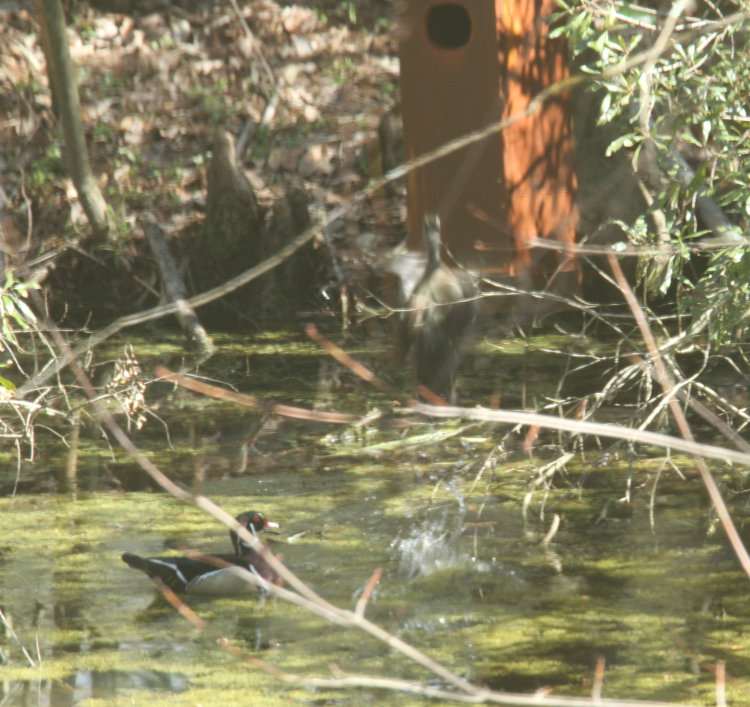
[391,509,477,578]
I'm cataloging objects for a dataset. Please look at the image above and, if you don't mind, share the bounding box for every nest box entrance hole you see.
[426,4,471,49]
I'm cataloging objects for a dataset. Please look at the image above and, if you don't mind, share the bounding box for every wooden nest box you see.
[398,0,579,295]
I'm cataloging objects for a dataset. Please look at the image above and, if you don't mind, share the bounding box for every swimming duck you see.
[122,510,281,595]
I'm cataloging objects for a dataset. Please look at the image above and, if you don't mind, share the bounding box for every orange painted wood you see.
[397,0,579,296]
[399,0,510,270]
[497,0,579,292]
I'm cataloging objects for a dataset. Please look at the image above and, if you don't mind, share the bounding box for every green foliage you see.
[376,16,390,32]
[91,123,113,142]
[11,77,42,95]
[78,17,96,42]
[329,56,357,84]
[683,245,750,347]
[346,1,357,24]
[0,274,39,359]
[380,81,397,98]
[29,143,64,188]
[99,73,125,95]
[184,81,231,125]
[116,144,141,167]
[554,1,750,346]
[314,2,359,26]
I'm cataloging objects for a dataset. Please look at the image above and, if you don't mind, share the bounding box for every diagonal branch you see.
[606,252,750,579]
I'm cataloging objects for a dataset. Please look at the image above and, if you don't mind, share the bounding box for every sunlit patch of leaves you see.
[0,275,40,396]
[553,1,750,346]
[0,274,38,352]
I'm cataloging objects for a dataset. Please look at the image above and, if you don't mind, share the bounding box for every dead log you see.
[143,218,215,360]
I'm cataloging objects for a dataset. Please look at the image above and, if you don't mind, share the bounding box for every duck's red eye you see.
[253,514,261,523]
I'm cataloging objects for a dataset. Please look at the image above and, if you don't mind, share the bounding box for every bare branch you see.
[154,365,360,425]
[354,567,382,619]
[607,253,750,578]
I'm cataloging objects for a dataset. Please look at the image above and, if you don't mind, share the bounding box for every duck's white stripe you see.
[149,558,189,586]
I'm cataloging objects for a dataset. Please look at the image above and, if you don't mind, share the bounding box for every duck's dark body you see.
[122,511,280,595]
[121,551,278,595]
[405,215,478,402]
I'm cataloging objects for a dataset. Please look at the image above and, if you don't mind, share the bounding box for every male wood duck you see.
[122,511,281,595]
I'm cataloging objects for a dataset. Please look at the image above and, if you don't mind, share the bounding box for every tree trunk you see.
[35,0,111,239]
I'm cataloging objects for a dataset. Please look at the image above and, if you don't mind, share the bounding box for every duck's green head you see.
[230,511,279,554]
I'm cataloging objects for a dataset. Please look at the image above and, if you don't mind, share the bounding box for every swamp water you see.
[1,330,749,705]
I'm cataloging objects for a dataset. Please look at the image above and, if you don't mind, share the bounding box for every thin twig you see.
[227,0,274,86]
[627,353,750,454]
[592,656,606,702]
[541,514,560,545]
[606,252,750,579]
[154,365,359,425]
[716,661,726,707]
[354,567,382,619]
[153,578,207,631]
[411,400,750,467]
[0,606,36,667]
[303,322,750,467]
[305,324,392,393]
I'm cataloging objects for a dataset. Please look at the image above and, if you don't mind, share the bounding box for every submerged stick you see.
[154,365,359,425]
